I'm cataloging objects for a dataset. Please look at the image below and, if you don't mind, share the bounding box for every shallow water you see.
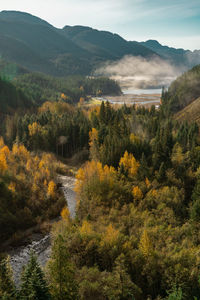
[9,175,76,285]
[122,88,162,95]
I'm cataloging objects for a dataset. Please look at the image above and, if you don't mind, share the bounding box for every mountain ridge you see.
[0,10,200,77]
[141,39,200,69]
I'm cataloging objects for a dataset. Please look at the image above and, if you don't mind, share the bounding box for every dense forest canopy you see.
[1,59,200,299]
[12,73,121,104]
[1,95,200,299]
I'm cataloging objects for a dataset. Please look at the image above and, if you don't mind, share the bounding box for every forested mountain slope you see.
[162,64,200,112]
[61,25,157,60]
[0,76,32,113]
[0,10,185,77]
[175,97,200,125]
[13,73,121,105]
[141,39,200,69]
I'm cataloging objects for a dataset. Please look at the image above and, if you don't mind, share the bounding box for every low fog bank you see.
[95,55,184,89]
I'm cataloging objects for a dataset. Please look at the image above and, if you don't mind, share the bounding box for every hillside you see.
[0,76,34,140]
[0,10,52,27]
[174,97,200,125]
[13,72,121,104]
[162,64,200,112]
[141,39,200,70]
[0,58,28,80]
[0,11,167,77]
[1,11,200,79]
[0,11,94,76]
[61,25,157,60]
[0,76,33,113]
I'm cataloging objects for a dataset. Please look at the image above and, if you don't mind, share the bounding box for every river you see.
[8,175,76,285]
[95,88,161,107]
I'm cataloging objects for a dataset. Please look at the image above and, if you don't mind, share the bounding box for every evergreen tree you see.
[48,235,78,300]
[139,153,149,179]
[113,254,141,299]
[99,101,106,123]
[166,285,183,300]
[190,178,200,221]
[0,256,16,300]
[19,251,51,300]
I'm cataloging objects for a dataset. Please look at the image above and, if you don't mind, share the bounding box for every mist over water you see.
[95,55,183,89]
[123,88,162,95]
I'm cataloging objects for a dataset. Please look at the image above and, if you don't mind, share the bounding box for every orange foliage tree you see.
[119,151,140,177]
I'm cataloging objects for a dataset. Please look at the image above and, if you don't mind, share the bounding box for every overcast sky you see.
[1,0,200,50]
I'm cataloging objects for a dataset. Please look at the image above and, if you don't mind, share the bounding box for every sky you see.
[1,0,200,50]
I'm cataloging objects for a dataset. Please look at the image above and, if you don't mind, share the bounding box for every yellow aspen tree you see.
[61,206,70,221]
[0,152,7,173]
[101,224,119,246]
[139,229,152,257]
[119,151,139,177]
[145,177,151,188]
[34,156,40,168]
[12,144,29,161]
[12,144,19,156]
[39,159,45,169]
[26,159,33,172]
[75,160,116,196]
[45,167,50,178]
[79,220,93,236]
[8,182,16,193]
[149,189,158,198]
[132,186,143,201]
[47,181,56,198]
[18,145,29,160]
[0,146,10,158]
[171,143,184,165]
[28,122,41,136]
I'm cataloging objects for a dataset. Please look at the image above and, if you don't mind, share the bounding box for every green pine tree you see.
[0,256,16,300]
[166,285,183,300]
[47,235,78,300]
[19,251,51,300]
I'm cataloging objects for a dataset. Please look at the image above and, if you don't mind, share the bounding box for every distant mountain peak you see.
[1,10,33,16]
[0,10,52,27]
[63,25,93,31]
[144,39,186,52]
[144,40,162,47]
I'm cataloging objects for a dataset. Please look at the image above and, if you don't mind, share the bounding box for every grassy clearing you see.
[175,97,200,125]
[84,97,102,106]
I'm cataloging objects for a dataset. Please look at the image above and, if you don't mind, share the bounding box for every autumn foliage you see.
[119,151,140,177]
[0,138,65,241]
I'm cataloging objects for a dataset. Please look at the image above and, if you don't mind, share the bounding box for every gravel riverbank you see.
[8,175,76,285]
